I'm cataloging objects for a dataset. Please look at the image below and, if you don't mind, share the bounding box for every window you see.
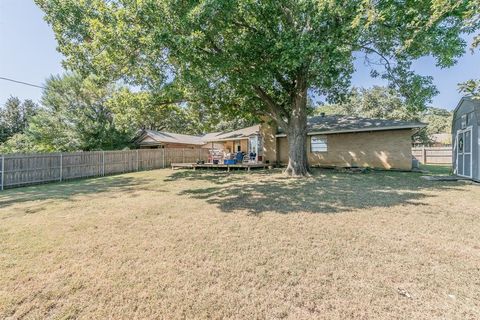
[466,112,473,126]
[311,136,327,152]
[461,114,467,129]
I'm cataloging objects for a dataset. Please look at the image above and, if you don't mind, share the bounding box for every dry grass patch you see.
[0,167,479,319]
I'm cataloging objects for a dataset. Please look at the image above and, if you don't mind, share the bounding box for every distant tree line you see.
[0,73,256,154]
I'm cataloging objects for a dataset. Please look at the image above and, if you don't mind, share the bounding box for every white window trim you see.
[310,136,327,153]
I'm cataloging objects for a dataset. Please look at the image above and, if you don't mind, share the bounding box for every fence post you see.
[1,155,4,191]
[59,153,63,182]
[136,149,139,171]
[182,148,185,163]
[102,151,105,176]
[422,147,427,164]
[163,146,166,168]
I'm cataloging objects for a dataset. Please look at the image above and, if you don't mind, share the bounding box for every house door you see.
[456,127,472,178]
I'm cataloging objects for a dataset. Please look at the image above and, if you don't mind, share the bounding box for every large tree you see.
[457,2,480,98]
[37,0,475,176]
[26,73,131,152]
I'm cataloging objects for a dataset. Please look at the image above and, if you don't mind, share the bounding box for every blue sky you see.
[0,0,478,111]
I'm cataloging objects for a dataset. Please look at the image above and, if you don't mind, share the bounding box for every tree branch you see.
[358,45,393,72]
[253,86,289,127]
[274,72,294,93]
[358,45,413,100]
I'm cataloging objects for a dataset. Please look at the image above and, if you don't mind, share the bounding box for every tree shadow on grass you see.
[165,168,279,184]
[0,174,156,209]
[169,168,463,214]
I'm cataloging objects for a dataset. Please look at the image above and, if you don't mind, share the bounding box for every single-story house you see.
[134,115,425,170]
[134,125,263,158]
[134,130,214,149]
[452,97,480,181]
[430,133,452,147]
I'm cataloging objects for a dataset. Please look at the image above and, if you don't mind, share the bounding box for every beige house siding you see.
[277,129,413,170]
[260,121,278,163]
[241,139,248,153]
[139,143,202,149]
[227,140,241,153]
[202,142,223,150]
[222,140,249,153]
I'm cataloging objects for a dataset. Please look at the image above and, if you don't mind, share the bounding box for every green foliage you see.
[39,73,132,151]
[422,107,452,135]
[454,1,480,98]
[107,88,256,136]
[36,0,473,120]
[459,79,480,99]
[107,88,197,135]
[0,97,39,143]
[0,133,36,154]
[316,86,414,120]
[22,109,82,152]
[13,73,133,153]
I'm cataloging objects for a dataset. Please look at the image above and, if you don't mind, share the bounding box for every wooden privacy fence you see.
[412,147,452,165]
[0,148,209,190]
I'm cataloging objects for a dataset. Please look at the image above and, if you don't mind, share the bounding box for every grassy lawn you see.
[0,166,479,319]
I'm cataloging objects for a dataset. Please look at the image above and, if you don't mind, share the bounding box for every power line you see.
[0,76,46,89]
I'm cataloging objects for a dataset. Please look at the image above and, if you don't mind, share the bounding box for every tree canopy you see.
[0,74,132,153]
[36,0,477,175]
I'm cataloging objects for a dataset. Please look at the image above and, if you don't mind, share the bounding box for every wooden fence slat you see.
[1,147,221,189]
[412,147,452,165]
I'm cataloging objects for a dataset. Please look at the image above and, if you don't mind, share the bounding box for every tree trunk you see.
[284,122,309,176]
[284,79,309,177]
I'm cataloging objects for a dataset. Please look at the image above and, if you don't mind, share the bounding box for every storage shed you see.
[452,97,480,181]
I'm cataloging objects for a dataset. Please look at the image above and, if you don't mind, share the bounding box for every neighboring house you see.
[134,125,263,159]
[134,130,215,149]
[134,115,425,170]
[202,125,264,160]
[412,133,452,147]
[452,97,480,181]
[430,133,452,147]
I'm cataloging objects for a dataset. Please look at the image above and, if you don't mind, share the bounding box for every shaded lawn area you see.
[0,166,479,319]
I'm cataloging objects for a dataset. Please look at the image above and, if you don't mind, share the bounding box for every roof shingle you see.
[278,115,425,135]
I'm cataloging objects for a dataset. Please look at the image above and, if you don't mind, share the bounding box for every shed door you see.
[456,127,472,178]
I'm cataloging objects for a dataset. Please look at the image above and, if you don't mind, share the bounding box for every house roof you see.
[202,125,260,142]
[135,116,424,146]
[431,133,451,144]
[135,129,206,146]
[277,115,426,136]
[453,96,480,125]
[135,125,261,146]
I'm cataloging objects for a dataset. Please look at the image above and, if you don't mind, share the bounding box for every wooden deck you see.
[171,162,270,171]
